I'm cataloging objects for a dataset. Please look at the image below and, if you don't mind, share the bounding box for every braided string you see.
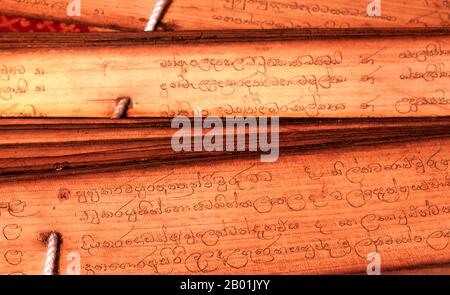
[145,0,170,31]
[44,232,60,275]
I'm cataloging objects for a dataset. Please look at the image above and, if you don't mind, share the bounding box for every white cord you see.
[112,97,131,119]
[44,232,60,275]
[145,0,170,31]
